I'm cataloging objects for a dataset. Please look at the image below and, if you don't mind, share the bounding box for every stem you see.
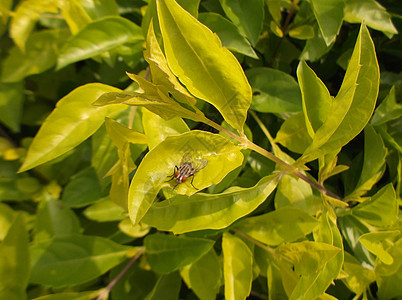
[96,247,144,300]
[201,116,343,201]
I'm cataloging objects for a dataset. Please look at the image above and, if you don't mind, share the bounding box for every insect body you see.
[168,153,208,190]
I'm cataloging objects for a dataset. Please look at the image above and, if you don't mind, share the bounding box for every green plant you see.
[0,0,401,299]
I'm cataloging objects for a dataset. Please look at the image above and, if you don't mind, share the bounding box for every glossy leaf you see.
[299,24,379,163]
[0,214,30,300]
[9,0,58,51]
[235,207,319,246]
[1,30,59,83]
[128,130,244,226]
[342,252,375,295]
[58,16,143,69]
[144,234,214,273]
[289,212,343,299]
[34,199,81,242]
[142,174,279,234]
[344,0,398,38]
[222,232,253,300]
[0,82,24,132]
[309,0,344,45]
[19,84,125,172]
[157,0,252,131]
[180,248,222,300]
[198,12,258,58]
[297,60,332,136]
[30,234,134,287]
[246,67,302,114]
[371,85,402,126]
[359,231,399,265]
[345,125,386,201]
[61,0,92,35]
[351,184,398,227]
[219,0,264,46]
[142,108,189,150]
[274,113,312,154]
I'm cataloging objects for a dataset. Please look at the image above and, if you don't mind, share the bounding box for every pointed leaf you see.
[144,234,214,274]
[128,131,244,226]
[142,174,279,234]
[235,207,319,246]
[309,0,344,45]
[371,85,402,125]
[58,16,143,69]
[351,184,398,227]
[299,24,379,163]
[157,0,252,131]
[30,235,135,287]
[222,232,253,300]
[359,231,399,265]
[19,84,125,172]
[219,0,264,46]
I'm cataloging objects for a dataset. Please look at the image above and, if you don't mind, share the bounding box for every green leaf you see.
[142,174,279,234]
[309,0,344,45]
[219,0,264,46]
[61,0,92,35]
[377,266,402,300]
[299,24,379,163]
[142,109,189,150]
[359,231,399,265]
[274,113,312,154]
[198,12,258,58]
[61,167,105,207]
[180,249,222,300]
[351,184,398,227]
[235,207,319,246]
[19,83,125,172]
[157,0,252,131]
[144,234,214,274]
[0,214,30,300]
[289,212,343,299]
[1,30,59,83]
[0,82,24,132]
[297,60,332,136]
[145,271,181,300]
[276,241,340,276]
[288,25,315,40]
[30,234,134,287]
[344,0,398,38]
[300,26,332,62]
[128,130,244,226]
[342,252,375,295]
[345,125,386,201]
[222,232,253,300]
[58,16,143,69]
[34,199,81,242]
[83,198,126,222]
[371,85,402,126]
[246,67,302,114]
[31,291,97,300]
[9,0,58,51]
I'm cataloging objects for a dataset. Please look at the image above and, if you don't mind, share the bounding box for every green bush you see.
[0,0,401,299]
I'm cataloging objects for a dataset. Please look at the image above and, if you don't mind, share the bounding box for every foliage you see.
[0,0,401,299]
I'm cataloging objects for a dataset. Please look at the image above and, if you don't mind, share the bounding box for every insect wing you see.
[193,158,208,173]
[180,152,193,165]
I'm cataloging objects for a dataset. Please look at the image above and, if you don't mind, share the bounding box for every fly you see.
[167,153,208,190]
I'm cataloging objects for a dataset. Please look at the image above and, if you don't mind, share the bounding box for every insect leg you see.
[189,175,199,190]
[165,166,178,183]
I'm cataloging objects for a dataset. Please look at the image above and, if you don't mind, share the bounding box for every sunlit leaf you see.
[128,130,244,226]
[360,231,399,265]
[142,174,279,234]
[222,232,253,300]
[299,24,379,163]
[19,84,126,172]
[342,252,375,295]
[157,0,252,131]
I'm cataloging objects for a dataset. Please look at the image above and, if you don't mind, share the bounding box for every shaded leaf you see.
[145,271,181,300]
[0,82,24,132]
[144,234,214,273]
